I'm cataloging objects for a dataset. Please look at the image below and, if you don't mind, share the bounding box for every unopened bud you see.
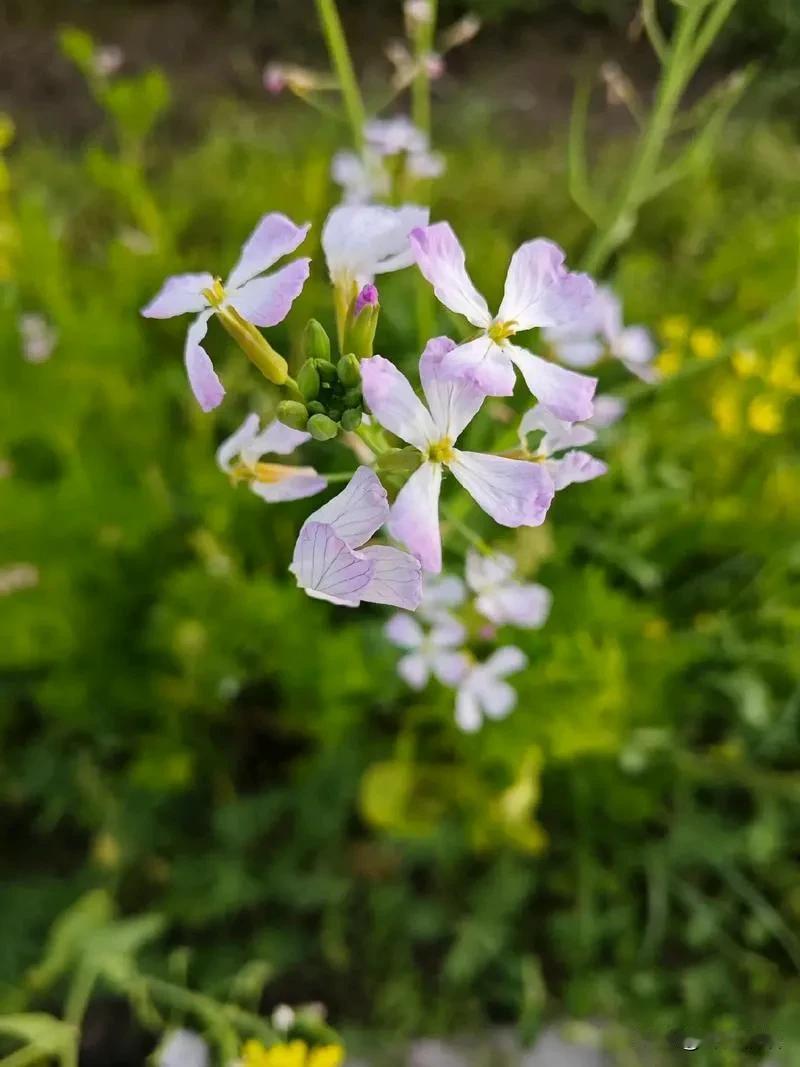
[354,283,379,316]
[297,360,321,401]
[337,353,362,387]
[277,400,309,431]
[341,407,363,431]
[350,300,379,359]
[377,446,423,474]
[327,407,343,422]
[303,318,331,363]
[315,359,338,383]
[307,400,326,415]
[343,385,363,408]
[307,413,339,441]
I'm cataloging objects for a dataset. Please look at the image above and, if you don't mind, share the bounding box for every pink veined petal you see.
[248,418,310,458]
[507,343,597,423]
[290,521,374,606]
[419,335,486,440]
[388,461,443,573]
[437,336,517,398]
[485,645,528,677]
[465,549,516,593]
[227,258,310,327]
[361,355,436,450]
[519,404,597,456]
[360,545,423,610]
[410,223,492,328]
[455,686,483,732]
[250,469,328,503]
[384,612,425,649]
[185,310,225,412]
[141,272,213,319]
[448,450,554,528]
[226,213,311,290]
[476,582,552,629]
[546,450,607,491]
[432,650,470,687]
[497,238,595,330]
[216,412,260,472]
[398,652,430,690]
[477,677,517,720]
[305,466,389,549]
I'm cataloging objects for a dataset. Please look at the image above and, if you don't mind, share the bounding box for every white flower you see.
[418,572,466,622]
[519,404,607,491]
[385,611,468,689]
[465,550,551,629]
[19,313,57,363]
[322,203,429,287]
[158,1029,209,1067]
[216,413,327,503]
[455,647,527,732]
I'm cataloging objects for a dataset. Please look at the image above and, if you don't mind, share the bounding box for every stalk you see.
[314,0,366,149]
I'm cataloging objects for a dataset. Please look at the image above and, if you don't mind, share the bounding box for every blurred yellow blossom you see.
[242,1041,344,1067]
[690,327,722,360]
[655,348,682,377]
[766,345,800,392]
[643,618,668,640]
[732,347,761,378]
[710,388,740,435]
[658,314,690,343]
[747,395,783,435]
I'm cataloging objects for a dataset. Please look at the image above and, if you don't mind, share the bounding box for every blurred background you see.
[1,1,799,1064]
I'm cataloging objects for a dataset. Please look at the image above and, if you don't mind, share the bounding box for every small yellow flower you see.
[766,345,799,391]
[747,395,783,435]
[690,327,722,360]
[655,348,682,377]
[710,388,740,436]
[658,314,690,343]
[731,347,761,379]
[241,1041,344,1067]
[643,618,668,640]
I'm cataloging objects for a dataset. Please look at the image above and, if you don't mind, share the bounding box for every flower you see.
[158,1029,209,1067]
[331,149,390,204]
[690,327,722,360]
[365,116,428,157]
[518,404,607,491]
[354,283,379,314]
[465,550,551,628]
[384,611,468,688]
[454,646,527,732]
[747,395,783,435]
[332,119,444,205]
[216,413,327,502]
[418,572,466,622]
[290,466,422,609]
[410,223,596,421]
[361,338,555,573]
[587,394,626,429]
[92,44,123,78]
[141,212,311,411]
[322,204,429,288]
[241,1040,344,1067]
[19,313,57,363]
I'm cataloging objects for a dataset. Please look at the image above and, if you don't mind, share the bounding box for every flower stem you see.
[314,0,366,150]
[411,0,439,140]
[441,501,492,555]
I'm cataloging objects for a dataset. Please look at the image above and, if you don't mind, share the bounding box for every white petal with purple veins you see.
[507,344,596,422]
[465,550,516,593]
[419,336,486,440]
[290,521,374,606]
[250,469,327,502]
[322,204,428,284]
[361,355,436,450]
[410,223,491,328]
[449,450,554,528]
[227,258,311,327]
[389,461,443,573]
[360,545,423,610]
[184,310,224,412]
[226,213,310,290]
[519,404,597,456]
[306,466,389,549]
[546,450,607,491]
[437,336,517,397]
[141,272,213,319]
[497,239,595,330]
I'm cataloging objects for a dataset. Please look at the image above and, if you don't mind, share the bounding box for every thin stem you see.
[62,966,95,1067]
[314,0,366,149]
[411,0,439,139]
[142,975,277,1049]
[641,0,667,62]
[567,72,599,223]
[324,470,358,483]
[0,1046,49,1067]
[441,502,492,555]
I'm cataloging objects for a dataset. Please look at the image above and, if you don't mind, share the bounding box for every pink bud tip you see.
[263,64,286,95]
[355,283,379,314]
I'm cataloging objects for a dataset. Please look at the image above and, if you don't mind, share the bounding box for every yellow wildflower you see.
[690,327,722,360]
[731,347,761,379]
[767,345,799,392]
[747,395,783,435]
[654,348,682,377]
[710,388,740,436]
[658,314,690,343]
[241,1041,344,1067]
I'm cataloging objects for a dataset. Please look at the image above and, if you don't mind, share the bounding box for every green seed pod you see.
[277,400,309,431]
[307,413,339,442]
[303,318,331,363]
[341,407,363,431]
[315,359,338,383]
[297,360,321,402]
[306,400,326,415]
[343,385,362,408]
[377,446,423,474]
[337,352,361,387]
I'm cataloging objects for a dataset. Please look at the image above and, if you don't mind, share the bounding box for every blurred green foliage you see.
[2,32,800,1064]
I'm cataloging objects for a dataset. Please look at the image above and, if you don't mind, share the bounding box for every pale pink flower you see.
[455,646,527,732]
[141,213,310,411]
[519,404,607,491]
[158,1030,209,1067]
[19,313,57,364]
[587,394,626,429]
[465,550,552,629]
[410,223,597,421]
[418,572,466,622]
[322,204,428,287]
[361,337,554,574]
[216,413,326,503]
[384,611,468,689]
[290,467,422,610]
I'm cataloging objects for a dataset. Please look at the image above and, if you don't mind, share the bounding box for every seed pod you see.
[297,360,321,402]
[315,359,338,383]
[303,318,331,363]
[341,407,363,431]
[307,413,339,441]
[306,400,326,415]
[277,400,309,431]
[337,353,361,387]
[377,446,423,473]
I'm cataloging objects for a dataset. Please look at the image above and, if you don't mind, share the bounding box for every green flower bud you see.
[307,400,326,415]
[307,413,339,441]
[377,446,423,474]
[315,359,338,383]
[341,407,363,431]
[337,352,361,387]
[327,407,343,422]
[296,360,321,402]
[277,400,309,431]
[303,318,331,363]
[343,385,362,408]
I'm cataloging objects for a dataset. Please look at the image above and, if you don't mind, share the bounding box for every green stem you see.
[0,1046,49,1067]
[142,975,277,1051]
[62,967,95,1067]
[411,0,438,139]
[441,502,492,555]
[314,0,366,149]
[324,470,358,483]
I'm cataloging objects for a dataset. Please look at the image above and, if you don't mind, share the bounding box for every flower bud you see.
[277,400,309,431]
[337,352,362,387]
[327,407,343,422]
[343,385,363,408]
[303,318,332,364]
[349,298,379,359]
[315,359,338,383]
[341,407,363,431]
[377,446,423,474]
[307,400,326,416]
[297,360,321,402]
[307,413,339,441]
[354,283,378,316]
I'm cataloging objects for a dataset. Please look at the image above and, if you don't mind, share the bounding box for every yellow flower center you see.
[427,437,455,464]
[201,276,226,308]
[487,319,517,343]
[240,1040,345,1067]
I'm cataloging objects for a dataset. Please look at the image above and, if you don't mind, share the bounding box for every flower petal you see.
[507,343,596,422]
[519,404,596,456]
[420,574,466,619]
[290,521,373,606]
[432,650,470,687]
[588,394,626,429]
[360,545,423,610]
[465,549,516,593]
[455,686,483,732]
[250,469,327,502]
[485,645,528,677]
[322,204,428,283]
[437,336,516,397]
[226,213,310,290]
[305,466,389,549]
[216,412,260,472]
[476,582,552,629]
[410,222,491,328]
[430,615,466,648]
[389,461,443,573]
[546,450,607,491]
[361,355,436,449]
[419,335,486,440]
[227,258,310,327]
[448,450,554,527]
[185,310,225,412]
[398,652,430,690]
[477,678,517,720]
[141,272,213,318]
[247,418,310,458]
[615,325,656,376]
[384,612,425,649]
[497,238,594,330]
